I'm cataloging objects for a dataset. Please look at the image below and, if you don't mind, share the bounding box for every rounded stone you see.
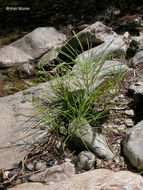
[77,151,96,170]
[35,161,47,171]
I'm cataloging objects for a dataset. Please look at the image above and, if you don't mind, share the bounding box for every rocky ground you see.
[0,1,143,190]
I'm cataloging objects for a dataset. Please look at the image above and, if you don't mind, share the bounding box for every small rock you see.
[118,124,126,131]
[3,171,10,179]
[64,158,72,163]
[16,63,34,76]
[8,170,16,178]
[114,118,120,124]
[123,32,130,39]
[124,119,134,127]
[77,151,96,170]
[118,94,124,98]
[35,161,47,171]
[37,49,58,67]
[54,140,62,150]
[26,163,34,171]
[124,109,134,117]
[114,157,120,164]
[112,8,121,16]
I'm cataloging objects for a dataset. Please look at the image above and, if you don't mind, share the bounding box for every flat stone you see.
[124,109,134,116]
[74,38,127,65]
[0,81,51,170]
[62,21,118,53]
[9,169,143,190]
[123,120,143,169]
[29,162,75,183]
[0,27,66,74]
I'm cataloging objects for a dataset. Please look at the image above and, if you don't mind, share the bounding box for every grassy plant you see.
[32,34,125,150]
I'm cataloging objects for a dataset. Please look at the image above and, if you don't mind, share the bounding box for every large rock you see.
[72,59,129,91]
[74,37,127,64]
[62,22,119,52]
[29,162,75,183]
[0,81,51,170]
[9,169,143,190]
[123,120,143,170]
[0,27,66,74]
[69,118,114,160]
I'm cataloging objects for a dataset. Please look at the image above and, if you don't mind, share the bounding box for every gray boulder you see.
[69,118,114,160]
[63,21,118,52]
[74,38,127,64]
[0,27,66,74]
[123,120,143,170]
[72,59,129,91]
[0,81,51,170]
[130,49,143,68]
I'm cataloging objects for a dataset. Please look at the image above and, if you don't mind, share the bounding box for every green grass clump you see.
[32,34,125,150]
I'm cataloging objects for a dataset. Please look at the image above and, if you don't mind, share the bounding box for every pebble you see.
[124,109,134,117]
[123,32,130,39]
[118,124,126,131]
[3,171,9,179]
[77,151,96,170]
[35,161,47,171]
[124,119,134,127]
[8,170,16,178]
[55,140,62,150]
[26,163,34,171]
[65,158,72,162]
[112,8,121,16]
